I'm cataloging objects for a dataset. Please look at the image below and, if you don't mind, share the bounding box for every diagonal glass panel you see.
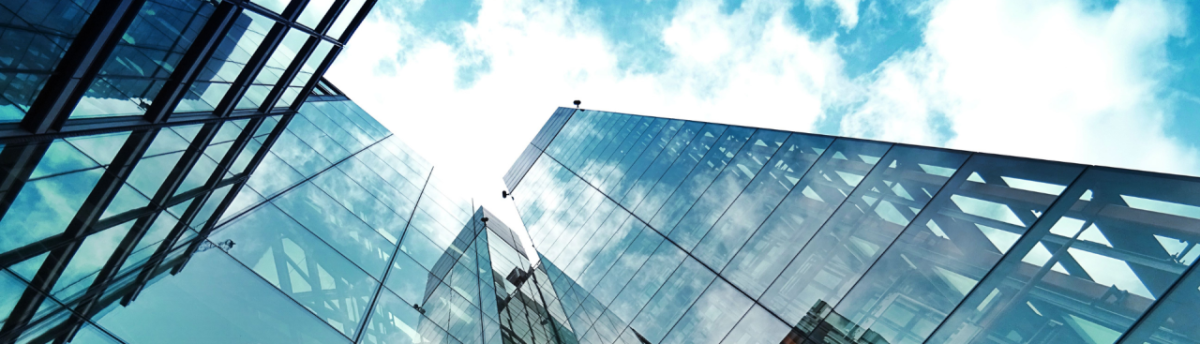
[722,138,891,298]
[927,167,1200,344]
[759,145,969,327]
[212,203,377,337]
[691,133,835,269]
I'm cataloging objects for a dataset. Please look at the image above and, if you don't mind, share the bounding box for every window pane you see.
[759,145,969,326]
[928,168,1200,344]
[93,250,350,343]
[212,204,378,336]
[273,182,393,277]
[660,279,754,344]
[692,133,835,269]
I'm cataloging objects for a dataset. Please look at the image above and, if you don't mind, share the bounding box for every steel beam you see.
[20,0,149,134]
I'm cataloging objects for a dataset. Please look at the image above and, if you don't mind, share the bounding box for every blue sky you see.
[326,0,1200,239]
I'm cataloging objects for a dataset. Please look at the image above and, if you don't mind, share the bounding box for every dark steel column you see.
[20,0,149,134]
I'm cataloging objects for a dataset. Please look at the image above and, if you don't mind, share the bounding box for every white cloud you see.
[842,0,1199,176]
[326,0,848,256]
[805,0,861,29]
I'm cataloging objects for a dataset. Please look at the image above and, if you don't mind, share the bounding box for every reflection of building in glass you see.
[503,108,1200,344]
[0,0,521,342]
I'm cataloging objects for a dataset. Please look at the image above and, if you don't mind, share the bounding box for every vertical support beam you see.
[212,0,310,117]
[338,0,378,43]
[291,47,341,109]
[20,0,148,134]
[0,142,52,224]
[144,2,243,123]
[0,129,157,343]
[258,36,319,112]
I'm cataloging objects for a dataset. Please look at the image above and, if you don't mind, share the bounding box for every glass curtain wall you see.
[505,107,1200,344]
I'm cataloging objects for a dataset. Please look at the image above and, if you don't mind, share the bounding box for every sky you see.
[325,0,1200,257]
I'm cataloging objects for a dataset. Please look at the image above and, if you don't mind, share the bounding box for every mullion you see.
[66,116,266,337]
[290,46,341,110]
[118,120,234,304]
[212,20,289,116]
[336,0,377,43]
[20,0,148,134]
[0,129,158,343]
[259,35,319,112]
[174,112,296,271]
[224,0,343,47]
[144,2,243,123]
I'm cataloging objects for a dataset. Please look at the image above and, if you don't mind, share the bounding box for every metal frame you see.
[0,0,378,340]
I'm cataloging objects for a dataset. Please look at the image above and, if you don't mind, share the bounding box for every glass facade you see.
[0,0,527,343]
[504,108,1200,344]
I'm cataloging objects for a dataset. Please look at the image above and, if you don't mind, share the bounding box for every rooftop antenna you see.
[501,190,512,199]
[574,100,583,111]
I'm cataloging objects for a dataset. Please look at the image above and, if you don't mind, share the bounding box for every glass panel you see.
[666,129,789,250]
[297,0,336,29]
[246,150,305,198]
[50,221,133,301]
[0,169,103,253]
[660,278,754,344]
[629,257,717,343]
[359,288,457,344]
[590,228,665,307]
[722,138,891,298]
[631,123,727,219]
[721,305,798,344]
[127,151,183,197]
[759,145,968,327]
[93,250,350,343]
[29,140,99,179]
[1119,264,1200,344]
[0,0,101,122]
[212,204,377,336]
[70,0,215,119]
[252,0,292,15]
[927,168,1200,344]
[273,182,393,277]
[691,133,835,269]
[327,0,366,39]
[385,251,438,305]
[312,167,408,243]
[65,132,130,166]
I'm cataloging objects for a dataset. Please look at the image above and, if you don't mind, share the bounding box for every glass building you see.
[0,0,528,343]
[503,107,1200,344]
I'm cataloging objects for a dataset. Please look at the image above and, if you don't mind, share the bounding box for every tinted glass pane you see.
[94,250,350,343]
[759,145,969,326]
[928,168,1200,344]
[273,182,393,277]
[692,133,835,269]
[212,204,377,336]
[809,155,1081,344]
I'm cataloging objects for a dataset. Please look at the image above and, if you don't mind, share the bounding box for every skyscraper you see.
[0,0,522,343]
[503,107,1200,344]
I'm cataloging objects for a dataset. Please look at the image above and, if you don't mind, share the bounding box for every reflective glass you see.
[760,145,968,327]
[0,169,103,253]
[721,305,797,344]
[666,129,789,249]
[660,278,753,344]
[691,133,834,268]
[632,123,727,218]
[70,0,214,119]
[94,250,350,343]
[0,0,100,122]
[629,257,717,343]
[607,241,686,327]
[273,182,393,278]
[927,168,1200,344]
[722,138,891,297]
[212,204,377,336]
